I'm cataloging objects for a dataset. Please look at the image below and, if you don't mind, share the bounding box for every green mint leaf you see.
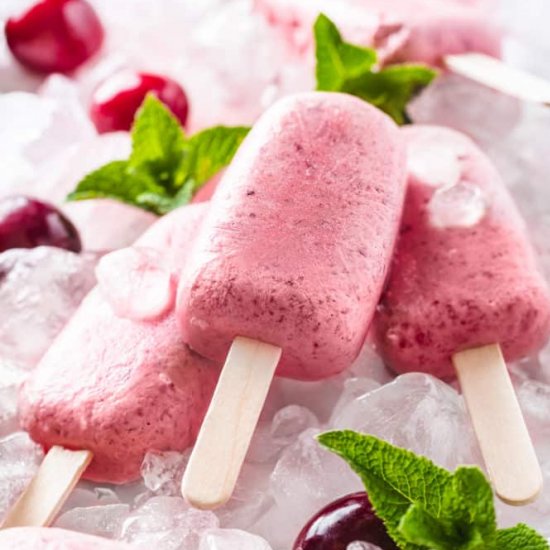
[447,467,496,540]
[129,94,186,193]
[494,524,549,549]
[314,13,377,91]
[314,13,437,124]
[67,95,249,214]
[318,430,452,550]
[66,160,166,214]
[399,504,478,550]
[177,125,249,191]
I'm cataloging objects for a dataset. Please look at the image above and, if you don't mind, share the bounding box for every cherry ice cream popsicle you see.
[177,92,407,509]
[375,125,550,505]
[257,0,550,105]
[2,203,219,529]
[0,527,131,549]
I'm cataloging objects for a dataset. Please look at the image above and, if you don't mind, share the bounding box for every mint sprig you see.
[318,431,548,550]
[314,14,437,124]
[67,95,249,215]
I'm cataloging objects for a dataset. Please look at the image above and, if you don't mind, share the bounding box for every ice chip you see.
[0,432,44,521]
[96,247,176,321]
[215,462,272,530]
[120,496,219,550]
[141,450,189,496]
[0,247,99,368]
[262,428,362,549]
[331,373,481,470]
[247,405,319,464]
[200,528,273,550]
[428,181,486,228]
[55,503,131,539]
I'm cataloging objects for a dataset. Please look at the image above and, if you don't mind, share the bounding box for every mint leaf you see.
[129,94,186,193]
[177,125,249,191]
[314,14,437,124]
[67,95,249,215]
[66,160,167,214]
[494,524,549,549]
[314,13,377,91]
[318,431,548,550]
[318,430,452,550]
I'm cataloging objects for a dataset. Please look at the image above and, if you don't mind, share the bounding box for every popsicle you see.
[256,0,550,105]
[177,91,407,508]
[256,0,501,65]
[3,203,219,528]
[375,125,550,504]
[0,527,131,549]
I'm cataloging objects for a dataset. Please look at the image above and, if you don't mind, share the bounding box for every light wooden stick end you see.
[182,337,282,510]
[453,343,542,506]
[1,446,92,529]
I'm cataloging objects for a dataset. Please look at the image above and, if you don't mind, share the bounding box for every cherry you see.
[90,71,189,133]
[5,0,104,74]
[293,492,399,550]
[0,196,81,253]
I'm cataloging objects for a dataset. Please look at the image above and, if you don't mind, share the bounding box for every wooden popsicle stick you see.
[1,447,92,529]
[445,53,550,106]
[453,343,542,506]
[182,336,282,510]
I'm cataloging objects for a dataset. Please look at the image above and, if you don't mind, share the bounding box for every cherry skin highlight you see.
[293,492,398,550]
[0,196,82,253]
[5,0,104,73]
[90,71,190,133]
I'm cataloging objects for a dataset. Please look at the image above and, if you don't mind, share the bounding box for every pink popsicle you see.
[374,125,550,505]
[255,0,501,66]
[19,203,219,484]
[375,125,550,380]
[177,92,407,509]
[177,92,407,381]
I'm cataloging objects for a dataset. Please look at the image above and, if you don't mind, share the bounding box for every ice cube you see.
[254,428,362,549]
[0,432,44,521]
[427,181,486,228]
[141,450,189,496]
[55,503,131,539]
[268,376,346,424]
[0,90,94,198]
[42,131,131,203]
[61,485,121,512]
[200,528,273,550]
[0,360,27,437]
[247,405,319,464]
[96,247,175,321]
[215,462,273,530]
[0,247,99,368]
[119,496,219,550]
[330,373,482,470]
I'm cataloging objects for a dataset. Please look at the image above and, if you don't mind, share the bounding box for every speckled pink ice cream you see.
[375,126,550,380]
[19,204,219,483]
[0,528,131,549]
[256,0,501,66]
[177,92,407,380]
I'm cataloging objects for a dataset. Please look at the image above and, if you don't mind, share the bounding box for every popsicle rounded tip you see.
[494,472,543,507]
[180,478,231,511]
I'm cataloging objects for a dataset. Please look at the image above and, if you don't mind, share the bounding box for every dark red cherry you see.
[293,492,399,550]
[90,71,189,133]
[0,196,81,253]
[5,0,104,74]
